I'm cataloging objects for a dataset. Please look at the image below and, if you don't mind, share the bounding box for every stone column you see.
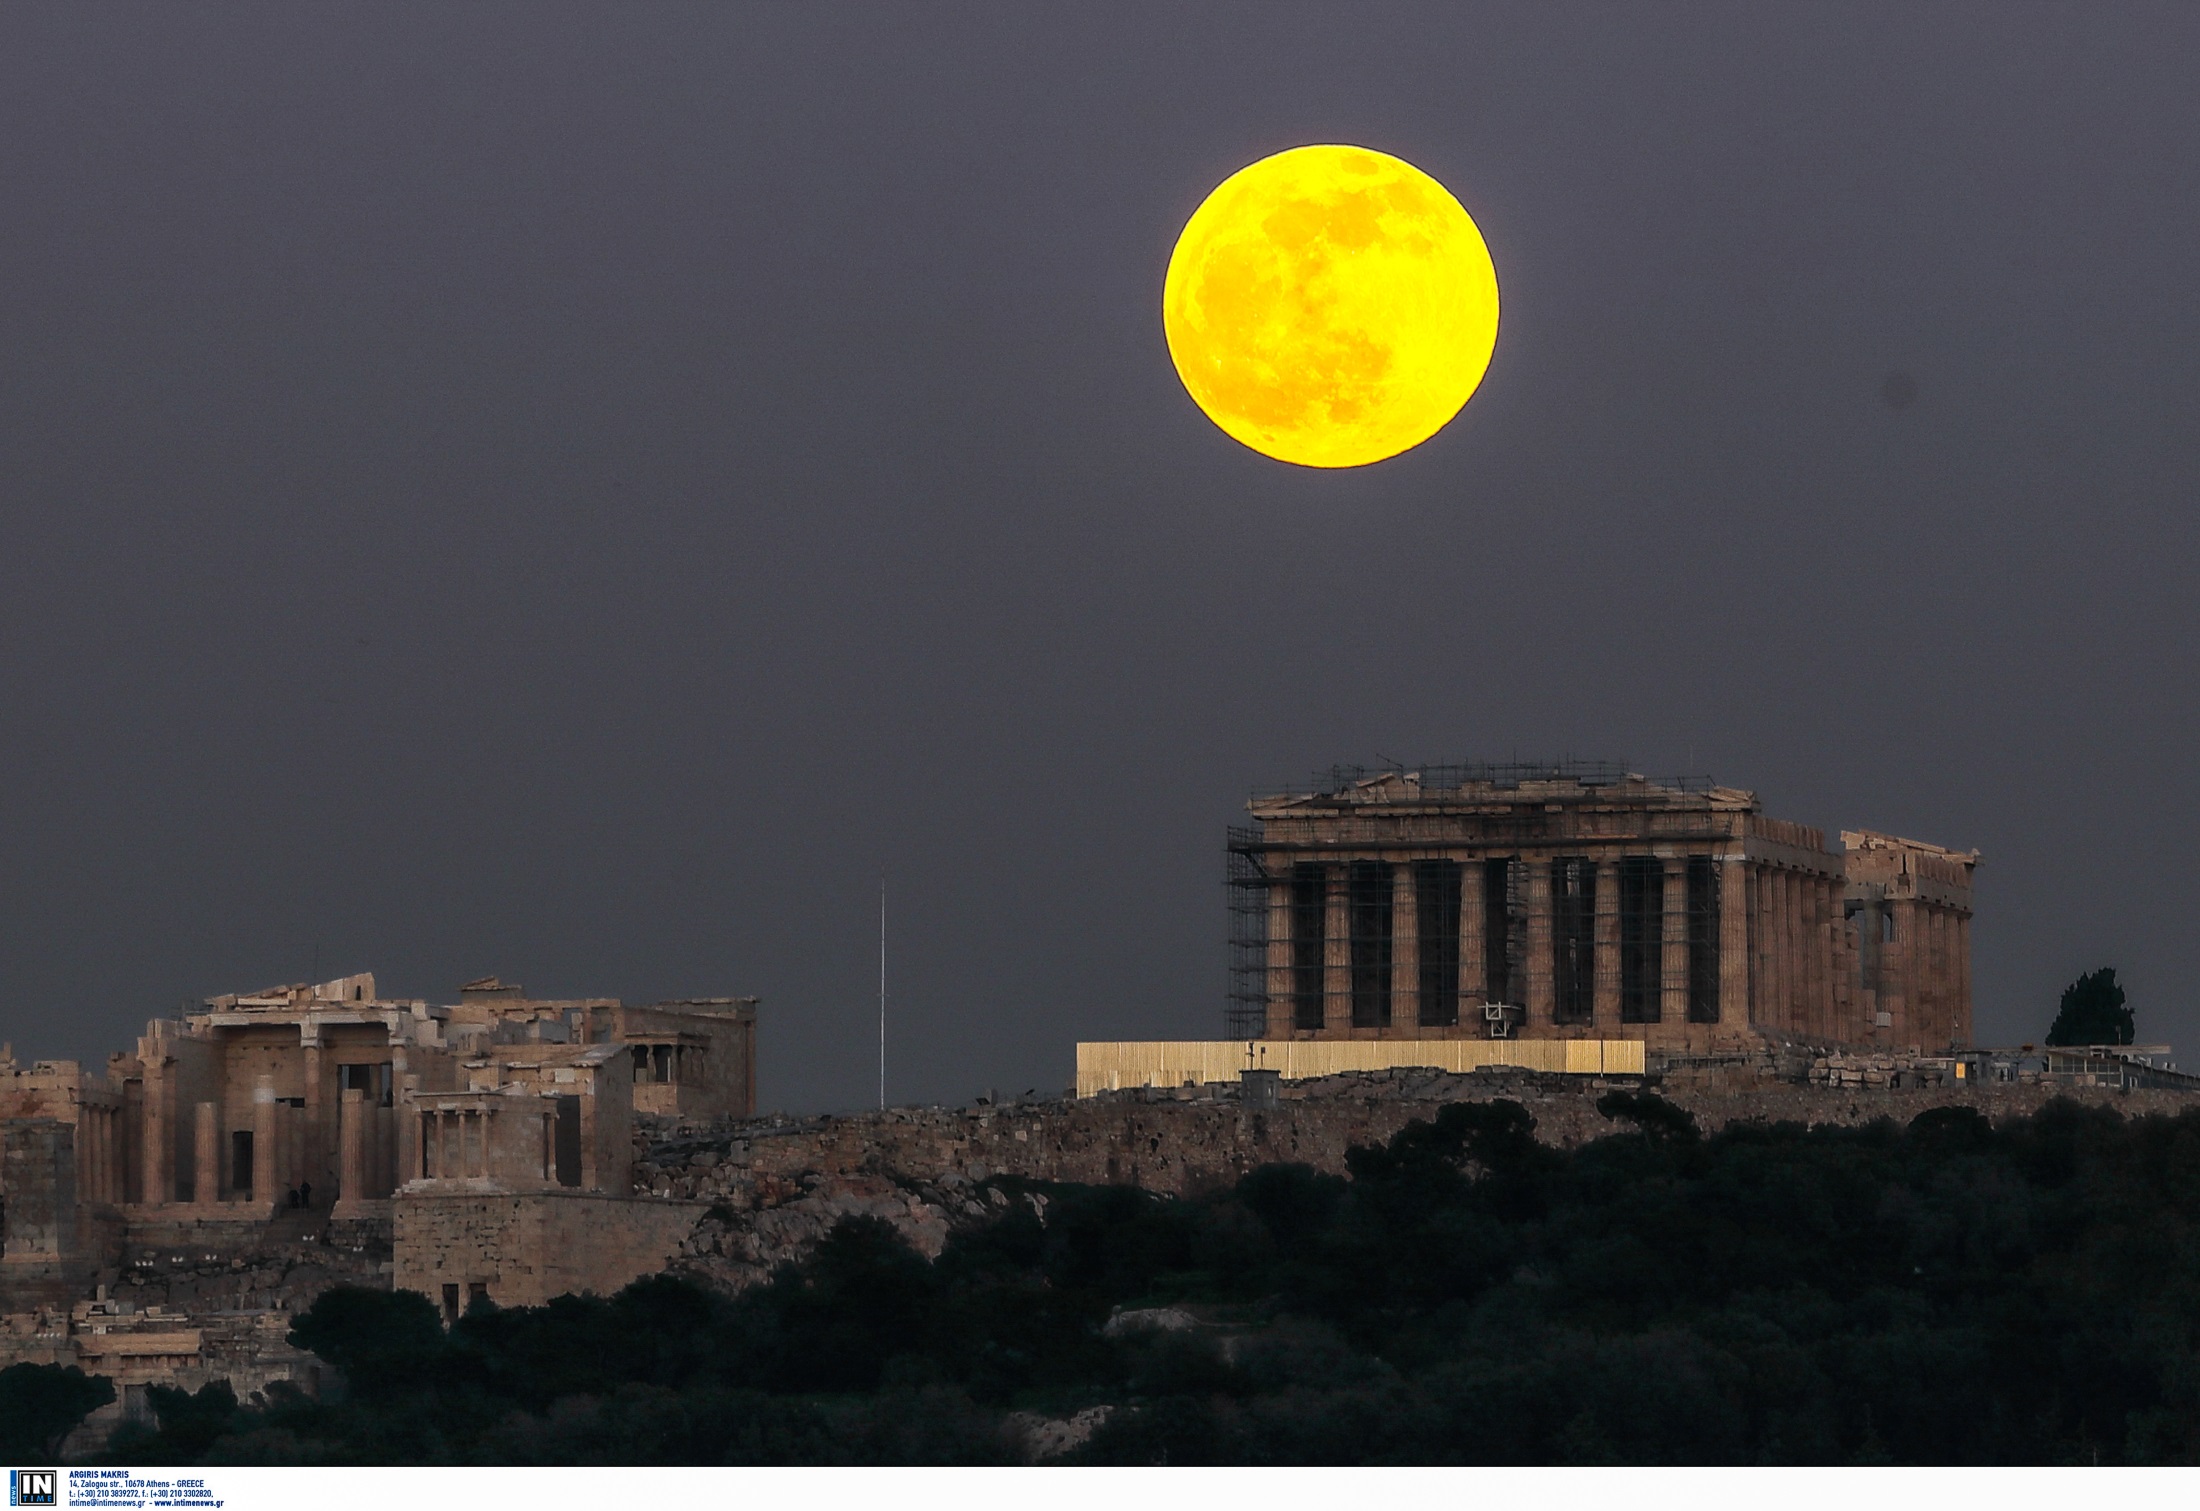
[78,1112,98,1205]
[1817,879,1836,1038]
[1910,906,1931,1046]
[93,1110,111,1203]
[1927,910,1944,1051]
[1783,872,1802,1034]
[81,1111,101,1205]
[1885,901,1913,1044]
[253,1076,278,1206]
[1523,860,1554,1026]
[339,1089,366,1204]
[1822,879,1843,1038]
[1458,860,1486,1008]
[193,1101,219,1207]
[303,1039,327,1196]
[1823,879,1842,1038]
[1760,870,1777,1033]
[1593,858,1621,1027]
[1323,868,1350,1033]
[1798,877,1820,1039]
[1718,856,1749,1028]
[1390,865,1417,1033]
[395,1059,420,1190]
[1793,874,1813,1037]
[1265,882,1293,1039]
[1962,908,1976,1043]
[1931,907,1952,1049]
[144,1056,173,1206]
[1660,857,1688,1027]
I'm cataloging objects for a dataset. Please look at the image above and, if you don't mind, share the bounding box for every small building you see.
[1227,762,1977,1055]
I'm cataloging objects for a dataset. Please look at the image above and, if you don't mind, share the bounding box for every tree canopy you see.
[0,1363,114,1460]
[2047,967,2134,1046]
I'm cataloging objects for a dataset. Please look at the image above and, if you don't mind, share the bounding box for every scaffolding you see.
[1224,830,1272,1040]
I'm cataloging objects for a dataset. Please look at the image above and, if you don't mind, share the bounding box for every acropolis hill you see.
[3,764,2193,1441]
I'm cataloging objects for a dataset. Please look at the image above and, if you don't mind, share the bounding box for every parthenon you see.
[1227,763,1977,1053]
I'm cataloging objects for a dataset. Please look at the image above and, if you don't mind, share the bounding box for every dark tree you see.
[286,1285,449,1400]
[0,1362,115,1460]
[2047,967,2133,1046]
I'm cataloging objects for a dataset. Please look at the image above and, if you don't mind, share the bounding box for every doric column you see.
[1932,907,1953,1049]
[193,1101,219,1206]
[80,1111,100,1204]
[1815,878,1835,1038]
[1390,865,1417,1033]
[253,1076,278,1206]
[1954,914,1973,1047]
[79,1111,99,1204]
[144,1056,173,1206]
[1750,867,1771,1028]
[1804,875,1821,1038]
[1458,859,1486,1008]
[396,1065,420,1189]
[1660,857,1688,1026]
[1790,873,1810,1036]
[1886,900,1914,1044]
[1823,879,1841,1038]
[1323,868,1350,1033]
[303,1038,328,1195]
[1593,859,1620,1027]
[1778,872,1792,1033]
[1916,906,1936,1047]
[1523,860,1554,1025]
[1719,856,1749,1028]
[339,1089,365,1202]
[1265,881,1293,1039]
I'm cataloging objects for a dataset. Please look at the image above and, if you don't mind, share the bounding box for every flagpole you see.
[878,880,887,1110]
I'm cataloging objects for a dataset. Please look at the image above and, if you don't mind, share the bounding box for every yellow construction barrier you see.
[1074,1038,1647,1097]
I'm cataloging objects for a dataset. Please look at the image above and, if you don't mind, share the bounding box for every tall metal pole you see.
[878,880,887,1110]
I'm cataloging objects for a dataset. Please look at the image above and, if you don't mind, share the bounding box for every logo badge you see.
[9,1472,57,1508]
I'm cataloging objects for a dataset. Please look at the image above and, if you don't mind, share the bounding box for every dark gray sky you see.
[4,4,2197,1110]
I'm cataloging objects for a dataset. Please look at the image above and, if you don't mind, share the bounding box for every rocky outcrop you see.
[632,1071,2200,1293]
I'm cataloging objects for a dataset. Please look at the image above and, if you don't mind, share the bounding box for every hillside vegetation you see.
[101,1094,2200,1464]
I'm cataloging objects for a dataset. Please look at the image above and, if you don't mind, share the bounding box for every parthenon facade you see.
[1227,763,1977,1054]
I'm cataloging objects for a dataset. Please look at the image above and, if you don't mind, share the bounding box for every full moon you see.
[1163,145,1499,469]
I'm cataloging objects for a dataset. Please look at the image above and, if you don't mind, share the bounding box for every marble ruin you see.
[1228,763,1977,1053]
[1,972,755,1423]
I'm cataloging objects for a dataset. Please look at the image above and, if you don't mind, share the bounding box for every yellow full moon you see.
[1163,145,1499,468]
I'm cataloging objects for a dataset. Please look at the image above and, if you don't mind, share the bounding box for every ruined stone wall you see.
[392,1190,706,1310]
[3,1121,77,1257]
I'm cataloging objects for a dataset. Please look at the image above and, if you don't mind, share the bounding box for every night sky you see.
[5,6,2198,1111]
